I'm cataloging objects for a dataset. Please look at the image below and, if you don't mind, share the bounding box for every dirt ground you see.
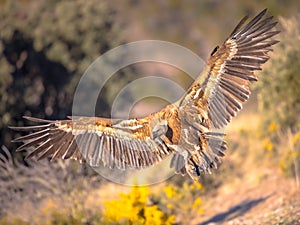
[195,169,300,224]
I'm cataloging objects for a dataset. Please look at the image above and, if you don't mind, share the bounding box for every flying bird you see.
[11,9,279,180]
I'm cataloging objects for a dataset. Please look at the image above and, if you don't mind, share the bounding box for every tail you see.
[170,132,227,180]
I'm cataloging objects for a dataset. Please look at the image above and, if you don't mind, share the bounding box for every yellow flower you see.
[102,188,146,223]
[163,185,177,199]
[167,203,173,209]
[292,131,300,145]
[102,186,174,224]
[268,121,278,132]
[192,197,202,209]
[263,137,273,152]
[266,143,273,151]
[190,181,204,191]
[144,205,175,225]
[197,208,204,214]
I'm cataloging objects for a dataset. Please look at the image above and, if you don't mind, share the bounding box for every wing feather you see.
[62,138,77,159]
[182,9,279,129]
[89,134,102,166]
[12,112,174,170]
[235,9,268,35]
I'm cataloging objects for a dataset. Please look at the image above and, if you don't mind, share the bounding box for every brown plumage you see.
[11,9,279,180]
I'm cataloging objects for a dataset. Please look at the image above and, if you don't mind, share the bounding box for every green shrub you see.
[279,129,300,180]
[0,0,132,151]
[257,15,300,182]
[258,15,300,131]
[161,181,205,225]
[0,217,29,225]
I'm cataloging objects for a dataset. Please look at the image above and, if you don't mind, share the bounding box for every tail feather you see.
[170,153,186,175]
[170,132,226,180]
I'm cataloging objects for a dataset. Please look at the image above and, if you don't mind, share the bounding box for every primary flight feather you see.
[11,9,279,180]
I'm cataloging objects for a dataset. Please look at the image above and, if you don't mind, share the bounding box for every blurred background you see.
[1,0,300,224]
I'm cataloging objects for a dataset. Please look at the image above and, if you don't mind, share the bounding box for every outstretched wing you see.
[10,105,180,170]
[180,9,279,129]
[171,9,279,179]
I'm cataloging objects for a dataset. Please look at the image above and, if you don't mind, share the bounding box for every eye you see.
[201,116,205,124]
[210,45,219,56]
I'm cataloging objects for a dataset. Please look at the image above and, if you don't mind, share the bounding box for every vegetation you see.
[258,15,300,131]
[1,0,300,224]
[0,0,132,152]
[101,181,204,225]
[101,186,175,225]
[161,181,205,224]
[258,15,300,183]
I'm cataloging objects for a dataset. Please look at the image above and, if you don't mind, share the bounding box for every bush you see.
[258,15,300,131]
[0,217,29,225]
[101,186,175,225]
[0,0,132,152]
[36,197,102,225]
[279,129,300,181]
[258,15,300,182]
[161,181,205,224]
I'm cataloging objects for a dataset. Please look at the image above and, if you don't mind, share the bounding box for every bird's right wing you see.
[10,106,179,170]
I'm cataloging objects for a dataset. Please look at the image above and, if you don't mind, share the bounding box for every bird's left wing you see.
[179,9,279,129]
[170,9,279,179]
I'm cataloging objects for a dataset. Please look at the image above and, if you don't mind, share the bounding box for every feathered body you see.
[11,9,279,180]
